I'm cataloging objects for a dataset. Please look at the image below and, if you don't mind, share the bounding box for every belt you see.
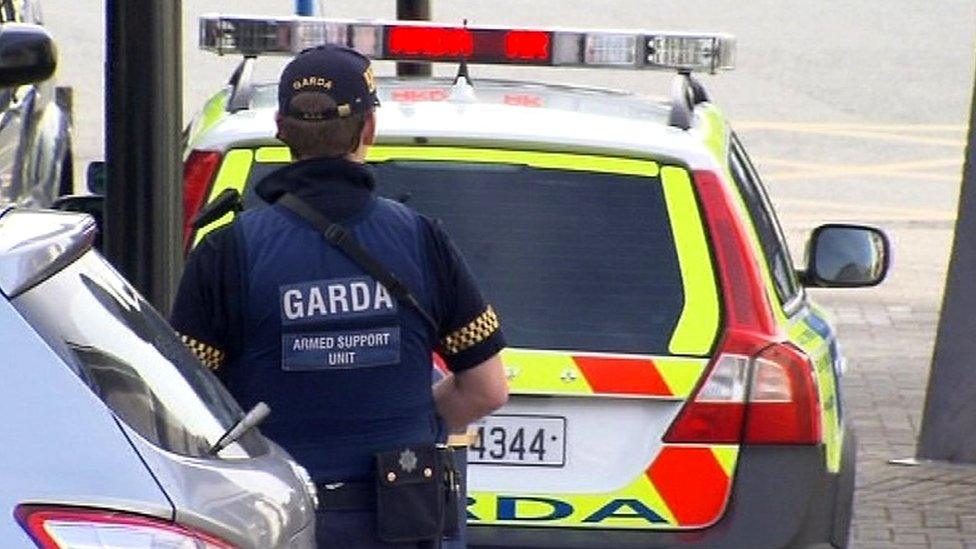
[316,481,375,511]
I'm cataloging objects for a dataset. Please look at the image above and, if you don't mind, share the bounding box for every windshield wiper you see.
[209,402,270,456]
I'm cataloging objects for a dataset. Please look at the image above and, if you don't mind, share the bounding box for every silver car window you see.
[13,251,267,459]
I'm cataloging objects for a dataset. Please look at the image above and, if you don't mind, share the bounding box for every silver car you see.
[0,207,316,548]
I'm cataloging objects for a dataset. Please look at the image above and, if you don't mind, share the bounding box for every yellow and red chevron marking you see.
[647,445,738,527]
[501,348,707,399]
[469,444,738,529]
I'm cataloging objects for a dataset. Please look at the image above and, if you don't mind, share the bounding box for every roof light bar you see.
[200,15,735,73]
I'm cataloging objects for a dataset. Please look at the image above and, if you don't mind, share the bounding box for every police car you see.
[186,15,891,549]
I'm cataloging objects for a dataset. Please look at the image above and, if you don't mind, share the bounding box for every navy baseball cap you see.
[278,44,380,120]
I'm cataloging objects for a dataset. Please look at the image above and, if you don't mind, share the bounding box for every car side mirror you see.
[802,224,890,288]
[0,23,57,87]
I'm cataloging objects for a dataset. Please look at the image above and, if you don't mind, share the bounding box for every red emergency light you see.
[199,15,735,73]
[386,26,551,65]
[388,26,474,58]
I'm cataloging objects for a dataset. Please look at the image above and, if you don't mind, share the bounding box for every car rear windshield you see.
[12,251,266,459]
[245,159,687,355]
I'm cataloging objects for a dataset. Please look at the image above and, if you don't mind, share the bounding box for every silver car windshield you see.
[12,251,267,459]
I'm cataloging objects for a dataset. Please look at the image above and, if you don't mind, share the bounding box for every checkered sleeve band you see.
[441,306,500,356]
[179,333,226,370]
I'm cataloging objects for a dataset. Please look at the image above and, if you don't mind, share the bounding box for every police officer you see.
[170,44,509,548]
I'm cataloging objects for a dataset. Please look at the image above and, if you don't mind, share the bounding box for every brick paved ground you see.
[801,218,976,548]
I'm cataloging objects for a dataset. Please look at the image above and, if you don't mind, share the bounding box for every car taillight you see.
[664,339,821,444]
[664,170,820,445]
[15,505,236,549]
[663,351,749,443]
[743,342,821,444]
[183,150,222,251]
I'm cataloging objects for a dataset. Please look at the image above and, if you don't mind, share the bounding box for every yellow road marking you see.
[774,197,955,221]
[734,122,966,147]
[737,122,967,133]
[754,157,961,172]
[764,170,959,183]
[761,127,961,147]
[748,156,962,183]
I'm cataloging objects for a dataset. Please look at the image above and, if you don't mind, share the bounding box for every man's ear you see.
[275,111,286,141]
[362,110,377,146]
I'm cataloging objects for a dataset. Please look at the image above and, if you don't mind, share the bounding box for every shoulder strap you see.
[277,192,440,334]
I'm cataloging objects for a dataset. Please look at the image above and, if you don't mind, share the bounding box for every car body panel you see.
[695,103,848,474]
[119,421,316,549]
[469,427,855,548]
[498,349,708,398]
[789,304,845,472]
[184,86,231,155]
[190,78,715,169]
[0,295,173,544]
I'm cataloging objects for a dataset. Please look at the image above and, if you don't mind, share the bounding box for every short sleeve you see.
[169,226,243,371]
[422,216,506,372]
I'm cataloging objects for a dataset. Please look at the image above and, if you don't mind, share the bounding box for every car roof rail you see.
[227,55,257,113]
[667,72,710,131]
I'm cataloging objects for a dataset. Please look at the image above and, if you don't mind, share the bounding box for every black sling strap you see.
[277,192,440,334]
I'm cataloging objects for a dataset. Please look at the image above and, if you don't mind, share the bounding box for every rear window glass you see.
[244,159,687,354]
[13,252,266,459]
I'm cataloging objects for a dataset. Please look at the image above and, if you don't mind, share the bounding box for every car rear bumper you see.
[470,429,856,549]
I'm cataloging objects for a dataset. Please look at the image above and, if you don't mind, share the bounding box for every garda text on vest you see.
[279,276,401,371]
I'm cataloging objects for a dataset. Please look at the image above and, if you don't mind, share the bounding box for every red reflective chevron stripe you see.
[573,356,673,396]
[647,446,732,527]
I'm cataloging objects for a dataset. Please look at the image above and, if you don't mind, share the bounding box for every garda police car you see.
[186,15,891,549]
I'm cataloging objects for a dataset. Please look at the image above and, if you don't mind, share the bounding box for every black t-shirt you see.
[170,156,505,373]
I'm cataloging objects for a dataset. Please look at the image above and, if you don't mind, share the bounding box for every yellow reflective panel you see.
[501,348,709,398]
[186,92,230,151]
[711,446,739,478]
[661,166,720,356]
[367,146,660,178]
[192,149,254,246]
[200,93,229,134]
[501,349,593,395]
[655,357,708,398]
[699,105,729,166]
[255,146,292,163]
[788,310,842,473]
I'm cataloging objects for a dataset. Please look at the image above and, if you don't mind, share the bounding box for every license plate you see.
[468,414,566,466]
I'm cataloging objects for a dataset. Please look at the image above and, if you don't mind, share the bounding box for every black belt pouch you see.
[375,444,444,543]
[440,446,460,537]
